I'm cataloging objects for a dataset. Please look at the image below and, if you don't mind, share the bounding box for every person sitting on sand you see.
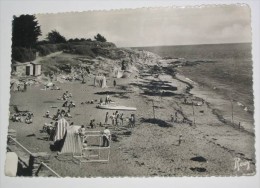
[63,91,69,100]
[90,119,96,129]
[102,127,111,147]
[25,113,33,124]
[45,111,50,118]
[65,111,72,118]
[43,122,54,135]
[11,114,22,122]
[51,84,61,90]
[68,101,75,108]
[53,109,61,120]
[62,100,69,107]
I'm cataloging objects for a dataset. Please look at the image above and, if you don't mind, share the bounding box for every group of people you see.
[45,108,72,121]
[11,81,28,92]
[104,111,136,128]
[78,125,111,147]
[10,112,33,124]
[99,95,112,105]
[62,91,73,101]
[105,111,124,128]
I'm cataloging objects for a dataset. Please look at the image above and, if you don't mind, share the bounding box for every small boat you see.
[96,104,137,111]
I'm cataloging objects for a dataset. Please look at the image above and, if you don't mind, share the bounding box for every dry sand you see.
[8,64,255,177]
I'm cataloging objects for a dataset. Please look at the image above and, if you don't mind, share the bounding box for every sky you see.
[36,5,251,47]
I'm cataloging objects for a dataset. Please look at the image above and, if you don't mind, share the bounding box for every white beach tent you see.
[60,125,82,155]
[94,75,107,88]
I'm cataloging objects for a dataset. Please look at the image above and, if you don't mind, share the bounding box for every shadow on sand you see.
[140,118,172,128]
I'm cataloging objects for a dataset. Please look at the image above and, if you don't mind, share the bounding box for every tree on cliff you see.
[46,30,67,43]
[12,15,42,48]
[94,33,107,42]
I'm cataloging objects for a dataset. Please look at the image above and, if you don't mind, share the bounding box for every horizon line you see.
[122,42,251,48]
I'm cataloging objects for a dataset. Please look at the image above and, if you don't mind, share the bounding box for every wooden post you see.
[152,100,155,119]
[192,100,196,125]
[231,99,234,125]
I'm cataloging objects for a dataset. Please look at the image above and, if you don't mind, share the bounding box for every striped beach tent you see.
[61,125,82,154]
[54,118,69,142]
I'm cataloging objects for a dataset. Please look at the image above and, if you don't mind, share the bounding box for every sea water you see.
[136,43,254,132]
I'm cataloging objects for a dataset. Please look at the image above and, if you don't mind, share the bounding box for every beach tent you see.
[94,75,107,88]
[60,125,82,155]
[10,81,19,91]
[113,68,123,78]
[53,118,69,142]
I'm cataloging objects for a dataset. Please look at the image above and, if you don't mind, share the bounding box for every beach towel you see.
[54,118,69,142]
[60,125,82,154]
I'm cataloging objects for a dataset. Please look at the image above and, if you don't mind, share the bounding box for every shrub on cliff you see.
[12,47,36,62]
[37,43,69,56]
[94,33,107,42]
[71,45,96,57]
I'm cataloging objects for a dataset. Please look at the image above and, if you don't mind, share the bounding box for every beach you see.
[8,51,255,176]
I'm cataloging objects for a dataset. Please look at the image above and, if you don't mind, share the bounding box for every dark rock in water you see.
[190,156,207,162]
[190,167,206,172]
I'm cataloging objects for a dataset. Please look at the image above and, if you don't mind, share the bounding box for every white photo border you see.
[0,0,259,188]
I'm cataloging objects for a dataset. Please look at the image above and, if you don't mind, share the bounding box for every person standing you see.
[102,127,111,147]
[131,114,136,127]
[115,112,120,128]
[104,112,109,125]
[120,113,124,126]
[113,80,116,87]
[23,82,27,92]
[111,113,115,126]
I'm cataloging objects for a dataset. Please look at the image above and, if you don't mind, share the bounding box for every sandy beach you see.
[8,57,255,177]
